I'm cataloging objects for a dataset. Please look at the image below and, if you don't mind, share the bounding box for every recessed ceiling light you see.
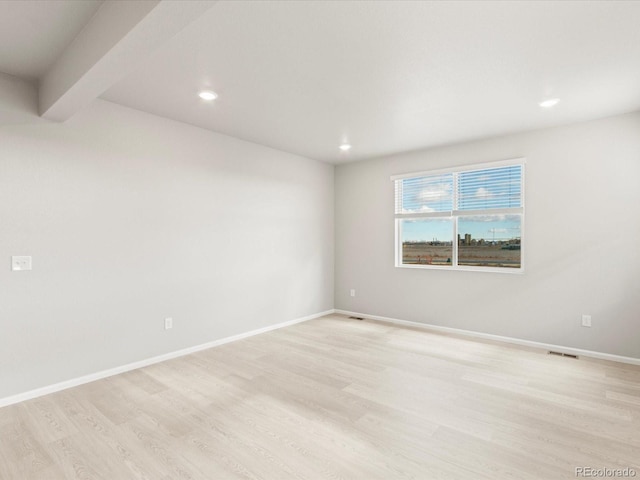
[339,143,352,151]
[539,98,560,108]
[198,90,218,101]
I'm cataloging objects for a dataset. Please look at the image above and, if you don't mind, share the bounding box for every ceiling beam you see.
[39,0,216,122]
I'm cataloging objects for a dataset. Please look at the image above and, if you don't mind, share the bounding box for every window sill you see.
[395,264,525,274]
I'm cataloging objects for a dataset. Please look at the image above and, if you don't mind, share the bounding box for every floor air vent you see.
[348,316,364,321]
[549,351,579,359]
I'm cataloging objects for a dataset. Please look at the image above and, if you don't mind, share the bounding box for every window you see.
[393,159,524,272]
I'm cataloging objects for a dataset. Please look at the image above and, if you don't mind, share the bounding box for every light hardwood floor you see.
[1,314,639,479]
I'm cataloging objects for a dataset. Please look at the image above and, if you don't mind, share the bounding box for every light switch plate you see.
[12,256,32,271]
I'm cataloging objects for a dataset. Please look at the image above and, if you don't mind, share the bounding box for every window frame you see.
[392,158,525,274]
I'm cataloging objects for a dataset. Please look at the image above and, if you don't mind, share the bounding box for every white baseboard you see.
[335,309,640,366]
[0,309,334,409]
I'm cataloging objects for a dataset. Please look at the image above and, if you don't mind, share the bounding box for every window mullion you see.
[394,211,453,219]
[452,172,459,266]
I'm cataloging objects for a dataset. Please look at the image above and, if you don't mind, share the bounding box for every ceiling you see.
[0,0,102,80]
[1,1,640,163]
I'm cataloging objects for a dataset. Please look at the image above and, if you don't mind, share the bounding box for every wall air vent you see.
[549,351,579,359]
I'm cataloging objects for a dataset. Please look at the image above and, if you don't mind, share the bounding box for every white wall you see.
[0,98,334,399]
[335,112,640,359]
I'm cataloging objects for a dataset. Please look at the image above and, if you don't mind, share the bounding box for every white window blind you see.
[395,173,453,214]
[457,165,522,211]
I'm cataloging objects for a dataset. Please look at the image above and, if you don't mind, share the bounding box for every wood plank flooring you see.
[1,314,639,479]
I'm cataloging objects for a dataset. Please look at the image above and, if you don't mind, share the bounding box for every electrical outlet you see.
[165,317,173,330]
[350,289,356,297]
[581,314,592,327]
[12,256,32,271]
